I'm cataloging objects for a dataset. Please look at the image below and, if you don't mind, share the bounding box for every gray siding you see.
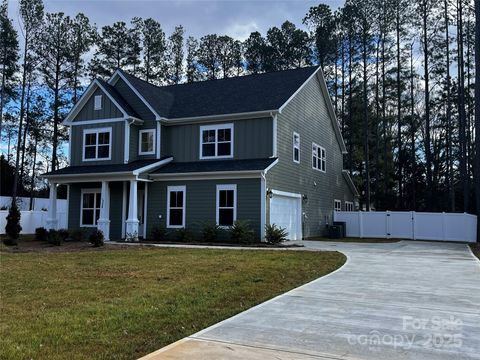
[162,117,273,162]
[68,182,124,239]
[266,74,354,238]
[129,123,158,162]
[73,88,123,121]
[146,178,261,239]
[70,121,125,166]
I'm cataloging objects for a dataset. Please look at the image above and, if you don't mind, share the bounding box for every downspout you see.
[260,171,267,242]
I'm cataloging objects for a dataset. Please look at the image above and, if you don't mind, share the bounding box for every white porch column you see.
[46,181,58,230]
[125,179,139,241]
[97,181,111,241]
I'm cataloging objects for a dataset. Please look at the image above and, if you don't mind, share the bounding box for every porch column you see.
[97,181,111,241]
[125,179,139,241]
[46,181,58,230]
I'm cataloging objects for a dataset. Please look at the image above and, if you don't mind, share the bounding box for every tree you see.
[69,13,95,104]
[197,34,220,80]
[4,201,21,245]
[0,0,19,135]
[136,17,166,84]
[217,35,242,78]
[35,12,72,172]
[166,25,184,84]
[474,0,479,241]
[12,0,44,202]
[244,31,267,74]
[186,36,201,83]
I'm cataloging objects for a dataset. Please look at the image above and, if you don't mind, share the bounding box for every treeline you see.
[0,0,478,215]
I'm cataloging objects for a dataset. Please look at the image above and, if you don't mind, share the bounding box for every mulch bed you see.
[0,238,128,253]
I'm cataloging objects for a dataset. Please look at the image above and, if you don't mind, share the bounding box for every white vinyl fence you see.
[0,211,67,235]
[334,211,477,243]
[0,196,67,213]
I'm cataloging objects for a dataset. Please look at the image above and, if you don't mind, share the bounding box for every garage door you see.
[270,191,302,240]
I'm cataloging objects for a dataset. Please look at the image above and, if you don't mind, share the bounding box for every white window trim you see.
[293,132,300,163]
[138,129,156,155]
[199,123,234,159]
[166,185,186,229]
[345,201,354,212]
[94,95,102,110]
[80,188,101,227]
[334,199,342,211]
[82,127,112,162]
[216,184,237,228]
[312,142,326,173]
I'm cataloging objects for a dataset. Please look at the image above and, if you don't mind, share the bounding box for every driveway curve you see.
[141,240,480,360]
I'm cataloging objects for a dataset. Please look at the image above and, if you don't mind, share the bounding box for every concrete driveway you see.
[141,241,480,360]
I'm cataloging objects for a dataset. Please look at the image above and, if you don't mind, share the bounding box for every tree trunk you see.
[410,42,416,210]
[474,0,479,241]
[396,2,403,210]
[374,37,381,210]
[29,136,38,211]
[348,34,354,175]
[20,74,32,182]
[362,24,370,211]
[445,0,455,211]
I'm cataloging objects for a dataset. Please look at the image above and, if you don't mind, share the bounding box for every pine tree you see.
[186,36,201,83]
[198,34,220,80]
[244,31,267,74]
[166,25,184,84]
[136,17,166,84]
[217,35,241,78]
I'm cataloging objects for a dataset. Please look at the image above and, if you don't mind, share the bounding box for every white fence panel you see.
[0,196,67,213]
[0,210,67,235]
[334,211,477,243]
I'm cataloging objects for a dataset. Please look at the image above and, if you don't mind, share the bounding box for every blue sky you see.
[8,0,343,42]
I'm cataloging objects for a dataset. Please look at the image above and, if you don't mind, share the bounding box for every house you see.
[42,66,358,241]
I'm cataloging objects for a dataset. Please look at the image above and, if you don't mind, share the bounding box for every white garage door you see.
[270,192,302,240]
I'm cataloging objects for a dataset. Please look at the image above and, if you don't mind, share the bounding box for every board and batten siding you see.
[161,117,273,162]
[70,121,125,166]
[146,178,261,239]
[266,73,354,238]
[73,87,123,121]
[68,182,124,240]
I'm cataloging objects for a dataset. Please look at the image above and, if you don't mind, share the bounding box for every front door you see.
[137,189,145,238]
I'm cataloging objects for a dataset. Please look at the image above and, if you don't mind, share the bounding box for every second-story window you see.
[293,132,300,163]
[139,129,155,155]
[312,143,326,172]
[200,123,233,159]
[83,128,111,161]
[94,95,102,110]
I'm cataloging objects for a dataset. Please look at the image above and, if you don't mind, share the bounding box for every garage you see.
[269,190,302,240]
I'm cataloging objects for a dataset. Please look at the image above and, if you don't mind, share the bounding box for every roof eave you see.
[161,110,279,125]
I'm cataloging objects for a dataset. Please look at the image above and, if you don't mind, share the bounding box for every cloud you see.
[223,20,259,41]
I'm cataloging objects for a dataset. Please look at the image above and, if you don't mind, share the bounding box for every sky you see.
[8,0,343,42]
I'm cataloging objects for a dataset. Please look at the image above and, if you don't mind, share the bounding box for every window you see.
[312,143,326,172]
[216,184,236,227]
[139,129,155,155]
[200,123,233,159]
[83,128,111,161]
[345,201,354,211]
[334,199,342,211]
[81,189,101,226]
[167,186,186,228]
[94,95,102,110]
[293,132,300,163]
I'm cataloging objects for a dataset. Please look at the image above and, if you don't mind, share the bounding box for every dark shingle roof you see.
[151,158,277,175]
[43,158,170,177]
[119,66,319,119]
[97,79,140,118]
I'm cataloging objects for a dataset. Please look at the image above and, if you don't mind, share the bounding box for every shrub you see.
[69,229,87,242]
[35,227,49,242]
[57,229,69,241]
[89,229,104,247]
[229,220,254,244]
[265,224,288,245]
[202,223,219,243]
[173,228,190,242]
[48,230,62,246]
[150,226,166,242]
[4,203,21,245]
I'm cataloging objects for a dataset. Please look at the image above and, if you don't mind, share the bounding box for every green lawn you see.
[470,243,480,260]
[0,246,345,360]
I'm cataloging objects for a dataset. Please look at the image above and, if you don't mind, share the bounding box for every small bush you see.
[173,228,190,242]
[265,223,288,244]
[35,227,49,242]
[4,202,21,245]
[89,229,104,247]
[150,226,167,242]
[69,229,87,242]
[57,229,69,241]
[229,220,254,244]
[202,223,220,243]
[48,230,62,246]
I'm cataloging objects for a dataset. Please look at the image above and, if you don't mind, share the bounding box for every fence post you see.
[386,211,391,238]
[442,212,446,241]
[358,211,363,238]
[411,211,416,240]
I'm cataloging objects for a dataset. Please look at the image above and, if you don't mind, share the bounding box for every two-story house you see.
[42,66,358,241]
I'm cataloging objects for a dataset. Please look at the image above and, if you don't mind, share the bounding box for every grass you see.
[0,246,345,360]
[470,243,480,260]
[307,237,400,243]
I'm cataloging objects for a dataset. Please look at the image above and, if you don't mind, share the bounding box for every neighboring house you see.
[42,66,358,241]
